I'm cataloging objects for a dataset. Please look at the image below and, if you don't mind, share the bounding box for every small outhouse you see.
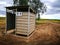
[5,6,36,36]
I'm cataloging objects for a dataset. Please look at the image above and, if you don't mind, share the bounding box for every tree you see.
[13,0,46,20]
[29,0,46,20]
[13,0,29,6]
[13,0,19,6]
[19,0,28,6]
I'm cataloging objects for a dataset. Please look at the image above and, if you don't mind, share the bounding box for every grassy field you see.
[0,17,6,32]
[0,17,6,25]
[36,19,60,24]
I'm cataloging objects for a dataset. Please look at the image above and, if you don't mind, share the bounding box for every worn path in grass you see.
[0,22,60,45]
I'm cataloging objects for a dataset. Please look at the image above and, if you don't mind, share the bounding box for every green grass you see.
[0,17,5,19]
[36,19,60,24]
[0,17,5,22]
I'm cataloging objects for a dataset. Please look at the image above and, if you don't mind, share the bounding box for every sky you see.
[0,0,60,19]
[0,0,13,17]
[40,0,60,19]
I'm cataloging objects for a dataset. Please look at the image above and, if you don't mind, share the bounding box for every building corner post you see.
[27,7,30,36]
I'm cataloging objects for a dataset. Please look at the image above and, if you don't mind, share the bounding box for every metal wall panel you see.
[7,12,15,30]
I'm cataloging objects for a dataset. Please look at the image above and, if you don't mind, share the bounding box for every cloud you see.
[0,14,6,17]
[0,1,6,4]
[0,0,13,17]
[0,0,13,15]
[41,0,60,14]
[0,10,6,15]
[0,0,12,16]
[40,0,60,19]
[52,0,60,7]
[40,13,60,19]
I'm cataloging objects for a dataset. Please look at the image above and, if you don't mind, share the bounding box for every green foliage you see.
[13,0,29,6]
[30,0,44,13]
[29,0,44,13]
[19,0,29,6]
[29,0,47,20]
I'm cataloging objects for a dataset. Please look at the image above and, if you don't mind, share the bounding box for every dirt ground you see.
[0,22,60,45]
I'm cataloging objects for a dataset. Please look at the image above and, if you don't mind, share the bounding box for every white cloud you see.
[0,1,6,4]
[0,1,12,6]
[0,0,13,17]
[46,0,56,3]
[0,0,13,12]
[41,0,60,15]
[40,13,60,19]
[53,8,60,10]
[47,5,52,9]
[5,4,13,6]
[41,0,56,9]
[0,14,6,17]
[41,0,56,3]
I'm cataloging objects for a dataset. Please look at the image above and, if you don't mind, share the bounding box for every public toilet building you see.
[5,6,36,36]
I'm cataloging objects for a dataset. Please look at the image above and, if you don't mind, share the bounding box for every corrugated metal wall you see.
[7,12,15,30]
